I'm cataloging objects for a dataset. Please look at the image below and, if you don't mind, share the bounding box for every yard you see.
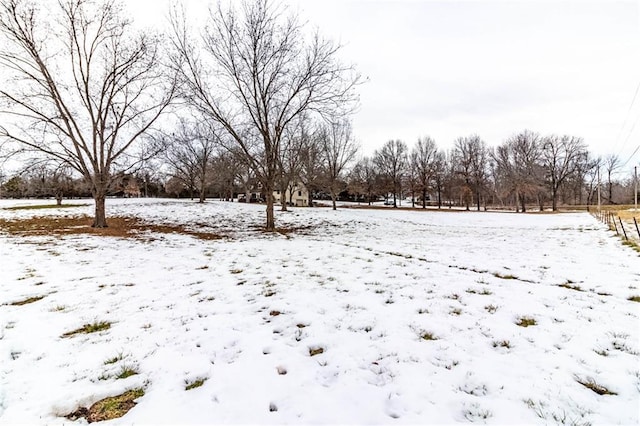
[0,199,638,424]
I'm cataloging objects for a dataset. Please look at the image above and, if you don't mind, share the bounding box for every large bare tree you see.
[0,0,174,227]
[411,136,437,208]
[169,0,360,230]
[374,139,408,207]
[493,130,542,212]
[318,119,359,210]
[541,134,587,211]
[453,135,488,211]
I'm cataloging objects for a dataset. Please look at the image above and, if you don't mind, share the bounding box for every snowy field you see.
[0,198,638,424]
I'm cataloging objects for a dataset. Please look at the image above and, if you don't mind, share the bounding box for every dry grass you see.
[61,321,111,338]
[576,378,617,395]
[185,377,207,390]
[0,215,223,240]
[516,317,537,327]
[309,346,324,356]
[8,295,45,306]
[65,388,144,423]
[616,210,640,221]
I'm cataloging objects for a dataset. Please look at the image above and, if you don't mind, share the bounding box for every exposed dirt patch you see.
[0,215,224,240]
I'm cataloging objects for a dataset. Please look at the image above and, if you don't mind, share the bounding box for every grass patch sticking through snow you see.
[576,377,617,395]
[558,282,584,292]
[628,295,640,302]
[104,353,124,365]
[421,332,438,341]
[493,272,518,280]
[309,346,324,356]
[65,388,144,423]
[484,304,498,313]
[61,321,111,338]
[116,365,138,379]
[493,340,512,349]
[9,295,45,306]
[516,317,537,327]
[185,377,207,390]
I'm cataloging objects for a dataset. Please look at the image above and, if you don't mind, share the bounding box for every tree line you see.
[0,0,636,231]
[2,126,636,215]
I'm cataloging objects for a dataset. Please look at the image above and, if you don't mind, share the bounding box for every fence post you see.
[634,217,640,239]
[618,217,628,240]
[612,214,619,235]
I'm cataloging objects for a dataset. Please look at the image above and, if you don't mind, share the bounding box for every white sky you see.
[116,0,640,170]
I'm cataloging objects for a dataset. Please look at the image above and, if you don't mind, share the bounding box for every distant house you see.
[273,182,309,207]
[124,179,141,198]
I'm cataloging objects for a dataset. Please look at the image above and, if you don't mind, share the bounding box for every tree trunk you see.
[92,192,108,228]
[199,187,206,203]
[422,188,426,209]
[476,189,481,211]
[55,193,63,206]
[331,191,337,210]
[265,182,275,231]
[521,194,526,213]
[280,182,288,211]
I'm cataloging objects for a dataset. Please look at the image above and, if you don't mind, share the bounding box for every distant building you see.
[273,182,309,207]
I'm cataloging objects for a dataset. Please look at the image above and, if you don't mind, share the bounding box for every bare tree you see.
[349,156,377,205]
[411,136,437,208]
[318,119,359,210]
[453,135,488,211]
[0,0,174,227]
[541,134,587,211]
[493,130,542,212]
[299,128,323,208]
[169,0,360,230]
[276,118,306,211]
[583,156,601,209]
[432,150,447,208]
[210,150,239,201]
[604,154,621,204]
[163,120,219,203]
[374,140,408,207]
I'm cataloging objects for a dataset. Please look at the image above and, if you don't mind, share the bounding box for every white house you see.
[273,182,309,207]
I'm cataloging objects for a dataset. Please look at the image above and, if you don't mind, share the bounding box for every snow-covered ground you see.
[0,198,638,424]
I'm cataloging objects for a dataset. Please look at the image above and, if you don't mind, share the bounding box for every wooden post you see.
[612,213,619,235]
[634,217,640,239]
[618,217,628,240]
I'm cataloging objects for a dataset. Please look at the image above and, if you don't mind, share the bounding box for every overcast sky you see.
[135,0,640,169]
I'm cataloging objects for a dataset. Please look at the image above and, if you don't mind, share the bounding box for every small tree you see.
[0,0,174,227]
[318,119,359,210]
